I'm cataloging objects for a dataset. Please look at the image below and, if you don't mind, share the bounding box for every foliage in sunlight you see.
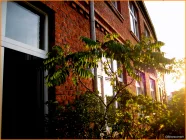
[43,34,182,139]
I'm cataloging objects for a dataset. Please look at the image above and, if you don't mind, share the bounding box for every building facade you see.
[0,1,166,138]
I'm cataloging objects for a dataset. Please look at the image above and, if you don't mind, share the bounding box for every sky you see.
[144,1,185,95]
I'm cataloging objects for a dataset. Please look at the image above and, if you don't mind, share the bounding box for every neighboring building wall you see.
[40,1,161,102]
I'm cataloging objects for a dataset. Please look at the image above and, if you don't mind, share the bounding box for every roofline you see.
[136,1,158,41]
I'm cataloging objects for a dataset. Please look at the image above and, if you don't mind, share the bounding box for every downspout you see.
[89,1,98,92]
[89,2,108,133]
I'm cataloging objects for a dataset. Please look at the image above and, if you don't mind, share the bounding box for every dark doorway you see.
[2,48,45,138]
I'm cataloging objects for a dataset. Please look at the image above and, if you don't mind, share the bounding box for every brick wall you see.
[41,1,160,103]
[42,1,93,104]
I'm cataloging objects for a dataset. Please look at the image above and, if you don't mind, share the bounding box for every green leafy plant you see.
[45,92,104,138]
[161,88,185,137]
[44,34,175,87]
[43,34,181,138]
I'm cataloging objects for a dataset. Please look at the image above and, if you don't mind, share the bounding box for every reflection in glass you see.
[6,2,40,48]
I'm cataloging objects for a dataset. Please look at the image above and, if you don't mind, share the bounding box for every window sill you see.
[130,31,140,42]
[106,1,124,22]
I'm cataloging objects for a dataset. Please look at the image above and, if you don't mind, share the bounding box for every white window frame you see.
[1,1,49,119]
[129,2,139,39]
[0,47,4,137]
[98,76,103,97]
[1,1,48,59]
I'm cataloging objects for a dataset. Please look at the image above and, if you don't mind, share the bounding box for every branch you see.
[106,58,115,74]
[79,78,106,107]
[100,78,135,131]
[106,78,135,108]
[101,60,112,77]
[100,106,109,131]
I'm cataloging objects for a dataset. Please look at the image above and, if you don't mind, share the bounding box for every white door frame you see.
[0,1,49,136]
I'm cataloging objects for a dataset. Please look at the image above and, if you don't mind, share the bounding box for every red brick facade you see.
[41,1,163,103]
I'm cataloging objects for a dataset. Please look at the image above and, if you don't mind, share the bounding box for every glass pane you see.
[134,21,139,37]
[150,79,155,90]
[129,2,134,13]
[137,87,141,95]
[112,1,118,9]
[151,91,155,100]
[104,78,113,96]
[136,81,140,87]
[130,13,134,32]
[6,2,40,48]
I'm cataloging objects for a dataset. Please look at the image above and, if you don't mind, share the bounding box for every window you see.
[6,2,45,49]
[111,60,123,82]
[150,78,156,100]
[129,2,139,39]
[2,1,48,58]
[136,72,146,95]
[97,58,123,107]
[112,1,119,10]
[107,1,124,22]
[1,2,49,138]
[2,48,45,138]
